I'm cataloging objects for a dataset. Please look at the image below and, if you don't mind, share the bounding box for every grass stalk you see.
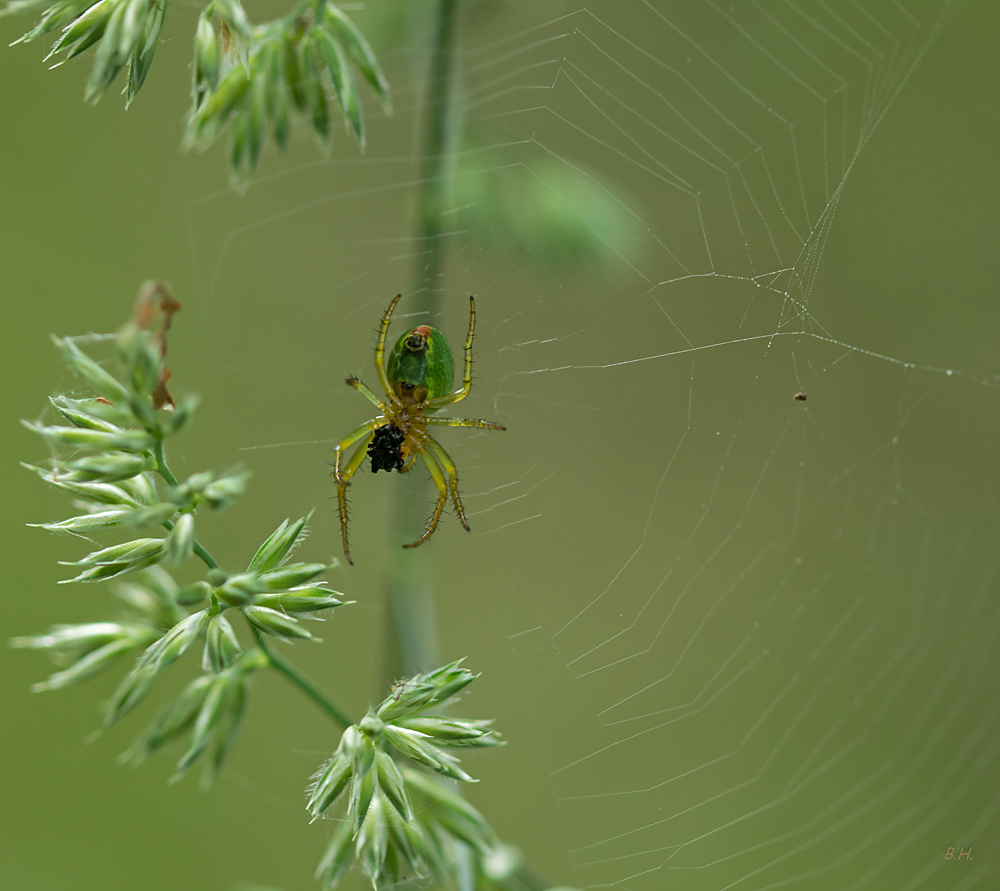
[383,0,457,681]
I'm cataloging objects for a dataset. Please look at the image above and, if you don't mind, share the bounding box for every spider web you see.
[176,1,1000,889]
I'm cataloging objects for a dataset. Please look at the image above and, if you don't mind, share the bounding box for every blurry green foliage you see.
[452,136,642,271]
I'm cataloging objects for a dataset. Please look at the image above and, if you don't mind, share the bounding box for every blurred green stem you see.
[416,0,457,298]
[381,13,566,887]
[384,0,457,682]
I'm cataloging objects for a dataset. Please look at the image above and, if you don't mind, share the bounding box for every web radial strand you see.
[452,2,989,889]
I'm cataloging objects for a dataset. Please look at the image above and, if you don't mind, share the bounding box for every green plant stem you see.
[416,0,457,298]
[383,0,457,685]
[191,540,220,570]
[153,439,177,485]
[154,440,351,729]
[381,16,565,887]
[250,626,353,730]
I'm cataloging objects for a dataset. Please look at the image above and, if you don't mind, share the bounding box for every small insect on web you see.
[367,423,406,473]
[331,294,505,565]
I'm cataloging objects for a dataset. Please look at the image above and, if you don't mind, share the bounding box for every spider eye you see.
[401,382,416,391]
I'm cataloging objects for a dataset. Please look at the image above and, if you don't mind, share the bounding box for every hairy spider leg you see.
[423,434,470,531]
[425,417,506,431]
[374,294,402,397]
[333,420,386,473]
[335,434,376,565]
[404,446,452,549]
[425,296,476,409]
[347,376,387,410]
[332,420,386,564]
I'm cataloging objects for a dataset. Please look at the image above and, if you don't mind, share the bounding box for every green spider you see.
[332,294,505,564]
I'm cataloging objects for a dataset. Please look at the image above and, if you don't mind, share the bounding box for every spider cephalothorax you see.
[331,294,505,564]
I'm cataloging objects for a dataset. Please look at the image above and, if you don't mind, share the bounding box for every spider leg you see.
[423,295,475,409]
[332,420,384,564]
[374,294,402,398]
[332,420,385,470]
[404,448,450,549]
[422,435,470,532]
[335,434,375,565]
[425,416,506,431]
[346,376,387,411]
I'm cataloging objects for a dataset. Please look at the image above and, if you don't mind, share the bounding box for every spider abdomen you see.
[385,324,455,400]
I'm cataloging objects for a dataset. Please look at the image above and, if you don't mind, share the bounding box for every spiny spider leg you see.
[332,420,385,564]
[404,449,450,549]
[423,435,469,531]
[424,296,475,409]
[374,294,402,397]
[335,435,375,565]
[425,417,506,431]
[346,376,387,410]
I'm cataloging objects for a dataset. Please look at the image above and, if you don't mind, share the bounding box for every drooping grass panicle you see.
[16,284,344,789]
[2,0,388,174]
[185,0,391,174]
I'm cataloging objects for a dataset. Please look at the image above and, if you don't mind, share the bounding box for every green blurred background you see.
[2,1,999,889]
